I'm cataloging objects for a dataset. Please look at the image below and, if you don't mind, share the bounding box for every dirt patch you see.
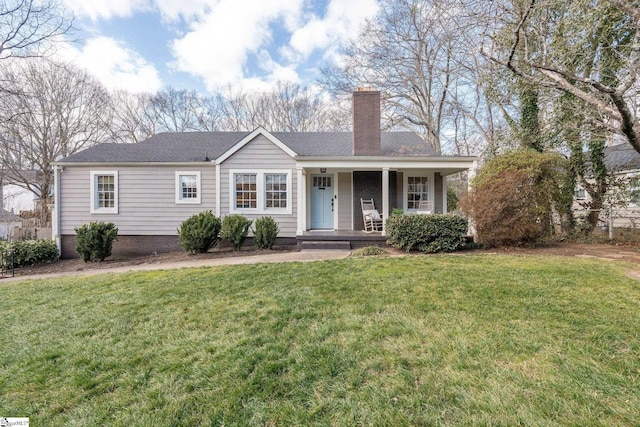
[5,241,640,280]
[10,246,296,278]
[463,241,640,263]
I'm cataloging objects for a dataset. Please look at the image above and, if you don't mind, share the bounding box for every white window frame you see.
[175,171,202,204]
[229,169,292,215]
[90,170,118,214]
[574,184,587,201]
[403,172,434,212]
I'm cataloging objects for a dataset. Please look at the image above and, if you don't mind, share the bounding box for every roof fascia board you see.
[54,161,214,167]
[215,127,297,164]
[295,158,477,169]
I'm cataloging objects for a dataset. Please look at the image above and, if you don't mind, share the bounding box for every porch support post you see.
[382,167,389,235]
[215,163,221,217]
[296,167,305,235]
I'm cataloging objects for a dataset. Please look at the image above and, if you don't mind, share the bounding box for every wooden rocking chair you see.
[361,198,383,232]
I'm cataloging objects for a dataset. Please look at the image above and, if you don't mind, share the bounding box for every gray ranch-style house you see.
[53,89,478,258]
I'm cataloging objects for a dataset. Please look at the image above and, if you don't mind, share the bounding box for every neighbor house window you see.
[90,171,118,214]
[175,171,201,204]
[407,176,429,209]
[235,173,257,209]
[230,170,292,214]
[574,185,586,201]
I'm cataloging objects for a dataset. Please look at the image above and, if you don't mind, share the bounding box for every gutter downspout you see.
[53,165,61,255]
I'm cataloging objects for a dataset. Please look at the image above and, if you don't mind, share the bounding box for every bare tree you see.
[320,0,466,152]
[476,0,640,153]
[0,60,111,222]
[146,87,206,133]
[108,90,156,143]
[0,0,72,60]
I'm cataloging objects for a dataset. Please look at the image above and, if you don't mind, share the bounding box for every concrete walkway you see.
[3,250,352,283]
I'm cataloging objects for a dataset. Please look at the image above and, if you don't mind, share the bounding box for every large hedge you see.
[385,213,469,253]
[0,239,59,268]
[461,149,572,246]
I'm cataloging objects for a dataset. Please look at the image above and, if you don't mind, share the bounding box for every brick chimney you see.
[352,88,381,156]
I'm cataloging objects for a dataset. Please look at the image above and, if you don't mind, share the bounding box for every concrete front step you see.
[300,241,351,251]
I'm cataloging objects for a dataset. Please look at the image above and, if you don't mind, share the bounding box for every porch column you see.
[382,167,389,235]
[296,167,305,235]
[215,163,221,217]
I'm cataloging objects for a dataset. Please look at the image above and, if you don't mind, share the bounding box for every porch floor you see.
[297,230,387,250]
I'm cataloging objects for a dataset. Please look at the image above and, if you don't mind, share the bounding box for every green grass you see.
[1,255,639,426]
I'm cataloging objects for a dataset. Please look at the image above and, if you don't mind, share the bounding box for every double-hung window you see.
[407,176,429,209]
[265,174,287,208]
[90,171,118,214]
[230,170,291,214]
[175,171,202,204]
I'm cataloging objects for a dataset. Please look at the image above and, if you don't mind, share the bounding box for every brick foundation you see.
[61,235,298,259]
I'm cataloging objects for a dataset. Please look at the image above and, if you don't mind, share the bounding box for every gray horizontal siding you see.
[220,134,297,236]
[60,165,216,235]
[337,172,352,230]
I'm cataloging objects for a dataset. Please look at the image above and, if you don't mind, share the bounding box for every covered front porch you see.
[295,157,477,236]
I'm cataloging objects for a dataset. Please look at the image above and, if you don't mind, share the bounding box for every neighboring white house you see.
[574,143,640,228]
[0,208,22,240]
[53,89,478,258]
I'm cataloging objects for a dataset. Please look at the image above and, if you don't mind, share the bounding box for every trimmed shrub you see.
[0,239,59,268]
[385,214,468,253]
[253,216,279,250]
[178,211,222,254]
[75,222,119,262]
[221,214,253,251]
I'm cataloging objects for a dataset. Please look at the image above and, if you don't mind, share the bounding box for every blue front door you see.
[310,175,334,229]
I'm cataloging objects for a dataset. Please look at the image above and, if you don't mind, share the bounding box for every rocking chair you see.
[361,198,383,232]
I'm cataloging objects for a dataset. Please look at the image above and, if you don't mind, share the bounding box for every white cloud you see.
[63,37,163,93]
[170,0,303,91]
[154,0,212,22]
[62,0,150,20]
[287,0,379,61]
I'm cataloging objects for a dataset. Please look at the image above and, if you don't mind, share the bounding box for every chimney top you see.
[352,89,381,156]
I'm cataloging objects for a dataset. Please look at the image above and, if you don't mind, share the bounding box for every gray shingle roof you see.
[604,143,640,172]
[59,130,441,163]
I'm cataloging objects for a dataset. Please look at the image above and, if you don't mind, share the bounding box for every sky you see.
[5,0,380,212]
[57,0,380,94]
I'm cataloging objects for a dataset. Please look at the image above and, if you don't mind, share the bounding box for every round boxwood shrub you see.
[75,221,119,262]
[178,211,222,254]
[253,216,279,249]
[221,214,253,251]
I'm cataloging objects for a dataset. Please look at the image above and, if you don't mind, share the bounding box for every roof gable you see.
[215,127,297,164]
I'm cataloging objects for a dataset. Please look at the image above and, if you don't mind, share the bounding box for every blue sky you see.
[58,0,380,94]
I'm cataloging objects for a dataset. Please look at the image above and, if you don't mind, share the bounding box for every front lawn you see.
[1,255,639,425]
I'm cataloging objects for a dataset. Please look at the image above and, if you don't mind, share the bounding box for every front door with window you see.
[310,175,334,229]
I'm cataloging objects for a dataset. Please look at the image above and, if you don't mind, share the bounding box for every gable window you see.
[230,170,292,214]
[175,171,201,204]
[90,171,118,214]
[574,185,586,201]
[407,176,429,209]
